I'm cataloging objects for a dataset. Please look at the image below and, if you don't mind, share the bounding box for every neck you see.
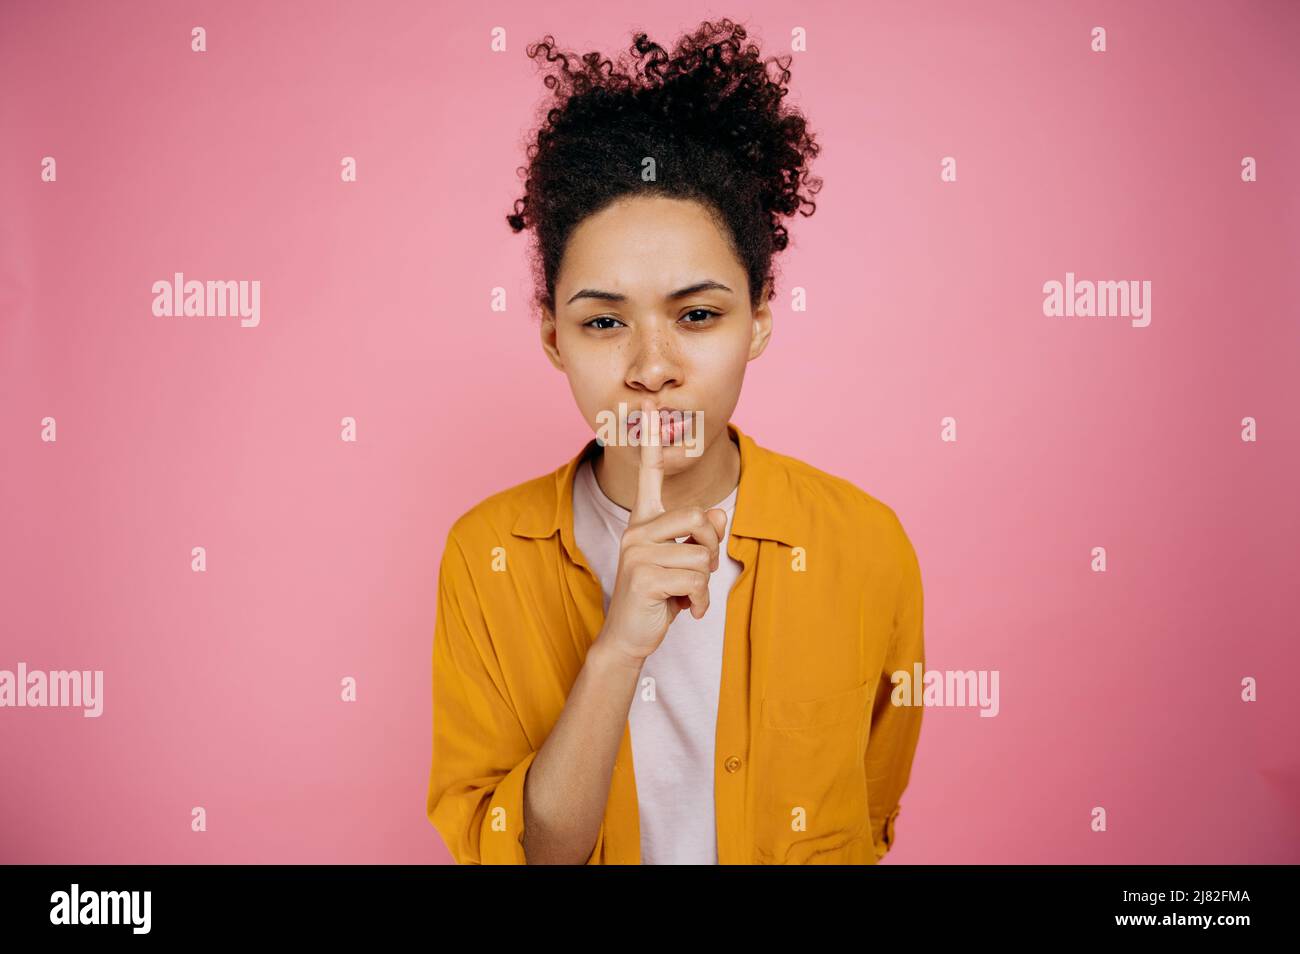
[592,427,741,513]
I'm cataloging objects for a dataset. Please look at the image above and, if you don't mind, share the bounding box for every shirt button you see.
[724,756,742,773]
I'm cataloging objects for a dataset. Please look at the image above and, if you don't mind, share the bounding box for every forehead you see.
[557,195,740,295]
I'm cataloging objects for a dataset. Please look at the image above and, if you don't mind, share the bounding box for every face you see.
[540,194,772,476]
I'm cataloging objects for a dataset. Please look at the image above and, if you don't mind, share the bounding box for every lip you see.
[625,405,693,446]
[627,405,683,423]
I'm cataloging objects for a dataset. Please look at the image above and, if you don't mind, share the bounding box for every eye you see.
[582,310,719,330]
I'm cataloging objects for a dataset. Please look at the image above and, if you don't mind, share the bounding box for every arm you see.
[426,530,643,864]
[522,639,643,864]
[865,524,925,861]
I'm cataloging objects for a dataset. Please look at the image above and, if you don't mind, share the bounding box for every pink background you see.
[2,0,1297,863]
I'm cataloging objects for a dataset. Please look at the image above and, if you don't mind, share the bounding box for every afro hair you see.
[506,17,823,316]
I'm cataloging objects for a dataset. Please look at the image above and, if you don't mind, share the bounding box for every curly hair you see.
[506,17,823,316]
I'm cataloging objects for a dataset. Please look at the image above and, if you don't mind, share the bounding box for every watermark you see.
[890,663,999,717]
[1043,271,1151,327]
[594,402,704,457]
[0,663,103,717]
[151,272,261,327]
[50,884,150,934]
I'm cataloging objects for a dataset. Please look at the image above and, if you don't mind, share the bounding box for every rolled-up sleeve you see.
[426,528,606,865]
[865,524,925,861]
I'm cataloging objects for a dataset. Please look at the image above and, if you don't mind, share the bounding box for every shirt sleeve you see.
[865,523,925,861]
[426,528,605,864]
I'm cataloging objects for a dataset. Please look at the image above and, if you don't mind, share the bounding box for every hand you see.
[593,398,730,669]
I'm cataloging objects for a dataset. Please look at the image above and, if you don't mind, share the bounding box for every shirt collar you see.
[511,420,801,549]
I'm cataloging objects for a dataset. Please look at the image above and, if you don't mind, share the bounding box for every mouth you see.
[626,406,694,444]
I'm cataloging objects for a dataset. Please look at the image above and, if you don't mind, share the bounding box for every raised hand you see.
[594,398,730,669]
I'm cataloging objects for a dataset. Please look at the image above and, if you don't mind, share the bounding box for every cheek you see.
[691,328,751,383]
[562,343,627,407]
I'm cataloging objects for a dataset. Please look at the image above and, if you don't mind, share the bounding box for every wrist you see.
[588,636,645,676]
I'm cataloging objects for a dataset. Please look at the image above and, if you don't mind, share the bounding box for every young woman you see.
[427,18,925,865]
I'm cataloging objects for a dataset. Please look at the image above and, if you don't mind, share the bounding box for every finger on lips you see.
[629,397,728,577]
[632,397,665,525]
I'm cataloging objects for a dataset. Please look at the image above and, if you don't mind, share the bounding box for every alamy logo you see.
[50,884,151,934]
[0,663,103,717]
[891,664,1000,717]
[1043,271,1151,327]
[594,402,704,457]
[152,272,261,327]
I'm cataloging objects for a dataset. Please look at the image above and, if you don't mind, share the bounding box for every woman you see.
[427,18,925,865]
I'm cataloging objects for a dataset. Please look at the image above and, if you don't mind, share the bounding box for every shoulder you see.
[764,443,912,538]
[443,467,558,553]
[756,441,918,573]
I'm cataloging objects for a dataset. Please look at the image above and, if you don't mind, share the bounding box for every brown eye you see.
[583,316,624,330]
[681,309,720,325]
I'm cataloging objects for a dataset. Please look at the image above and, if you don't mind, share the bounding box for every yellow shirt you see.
[427,420,925,864]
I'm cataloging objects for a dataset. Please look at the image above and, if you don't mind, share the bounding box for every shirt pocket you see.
[752,679,873,864]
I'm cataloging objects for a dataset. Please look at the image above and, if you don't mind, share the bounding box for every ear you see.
[540,304,565,371]
[748,278,773,360]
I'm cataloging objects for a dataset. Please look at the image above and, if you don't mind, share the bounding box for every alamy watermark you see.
[891,663,999,717]
[594,402,704,457]
[0,663,103,717]
[1043,271,1151,327]
[152,272,260,327]
[50,884,150,934]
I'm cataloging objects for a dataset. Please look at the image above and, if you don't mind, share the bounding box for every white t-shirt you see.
[571,456,742,864]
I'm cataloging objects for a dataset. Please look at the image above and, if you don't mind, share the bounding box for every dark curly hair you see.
[506,17,823,316]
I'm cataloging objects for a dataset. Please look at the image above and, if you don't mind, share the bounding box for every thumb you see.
[707,508,728,539]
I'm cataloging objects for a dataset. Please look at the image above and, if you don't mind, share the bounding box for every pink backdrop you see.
[2,0,1297,863]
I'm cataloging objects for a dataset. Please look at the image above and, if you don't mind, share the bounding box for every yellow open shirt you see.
[427,420,925,864]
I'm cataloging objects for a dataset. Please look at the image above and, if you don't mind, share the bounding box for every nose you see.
[625,319,681,392]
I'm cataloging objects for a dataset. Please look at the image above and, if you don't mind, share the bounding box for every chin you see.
[661,437,709,470]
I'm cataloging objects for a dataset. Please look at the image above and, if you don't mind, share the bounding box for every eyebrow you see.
[566,280,734,306]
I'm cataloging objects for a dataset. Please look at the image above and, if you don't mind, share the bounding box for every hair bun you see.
[507,18,823,315]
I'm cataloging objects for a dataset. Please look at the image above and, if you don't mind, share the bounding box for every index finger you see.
[632,397,664,523]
